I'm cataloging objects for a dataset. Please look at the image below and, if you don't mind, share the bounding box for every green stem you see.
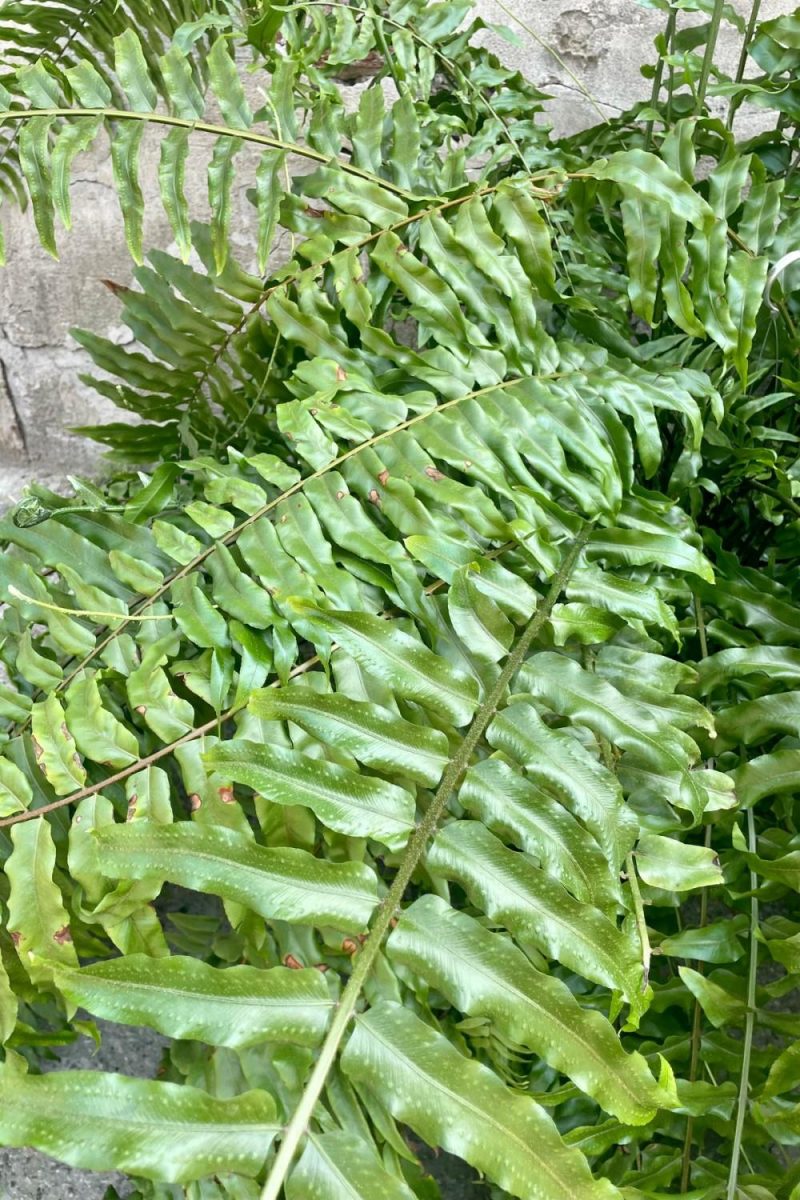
[693,591,709,660]
[680,823,713,1190]
[625,853,651,991]
[259,529,590,1200]
[750,478,800,521]
[726,806,758,1200]
[645,9,677,149]
[696,0,725,113]
[727,0,762,128]
[0,106,414,198]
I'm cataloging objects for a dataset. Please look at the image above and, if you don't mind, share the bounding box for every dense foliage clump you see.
[0,2,799,1197]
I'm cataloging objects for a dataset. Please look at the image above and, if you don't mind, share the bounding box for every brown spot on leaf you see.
[305,206,327,218]
[61,723,70,739]
[219,785,235,805]
[189,793,202,812]
[283,953,304,970]
[53,925,72,945]
[377,469,390,486]
[313,962,330,972]
[368,489,380,506]
[126,794,138,821]
[32,738,44,762]
[425,466,445,481]
[9,931,21,948]
[336,490,346,500]
[341,937,359,955]
[335,365,347,382]
[136,705,147,715]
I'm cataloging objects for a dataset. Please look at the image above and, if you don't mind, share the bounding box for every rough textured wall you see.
[0,0,788,504]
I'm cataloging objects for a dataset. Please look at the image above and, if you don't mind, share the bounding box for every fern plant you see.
[0,2,799,1199]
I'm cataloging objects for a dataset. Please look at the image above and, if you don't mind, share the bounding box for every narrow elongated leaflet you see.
[0,1057,279,1183]
[249,687,450,786]
[342,1002,622,1200]
[93,822,378,931]
[206,740,416,851]
[292,602,480,726]
[427,821,643,1007]
[52,955,333,1048]
[388,896,671,1124]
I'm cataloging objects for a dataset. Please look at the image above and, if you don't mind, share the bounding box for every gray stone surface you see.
[0,0,793,505]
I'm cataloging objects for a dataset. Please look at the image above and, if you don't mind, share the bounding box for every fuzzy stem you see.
[259,529,590,1200]
[726,806,759,1200]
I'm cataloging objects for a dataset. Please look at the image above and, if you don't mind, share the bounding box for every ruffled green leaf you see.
[6,821,78,985]
[93,822,378,931]
[389,896,671,1124]
[427,821,644,1007]
[0,1056,279,1183]
[635,834,723,892]
[342,1002,621,1200]
[294,603,480,726]
[52,955,333,1049]
[206,740,416,851]
[30,693,86,795]
[249,686,450,787]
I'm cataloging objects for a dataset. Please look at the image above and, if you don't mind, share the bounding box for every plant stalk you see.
[625,853,651,991]
[696,0,726,113]
[645,8,677,149]
[259,529,590,1200]
[680,823,713,1190]
[0,106,414,198]
[727,0,762,128]
[726,806,759,1200]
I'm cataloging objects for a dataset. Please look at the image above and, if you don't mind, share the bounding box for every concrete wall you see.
[0,0,789,504]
